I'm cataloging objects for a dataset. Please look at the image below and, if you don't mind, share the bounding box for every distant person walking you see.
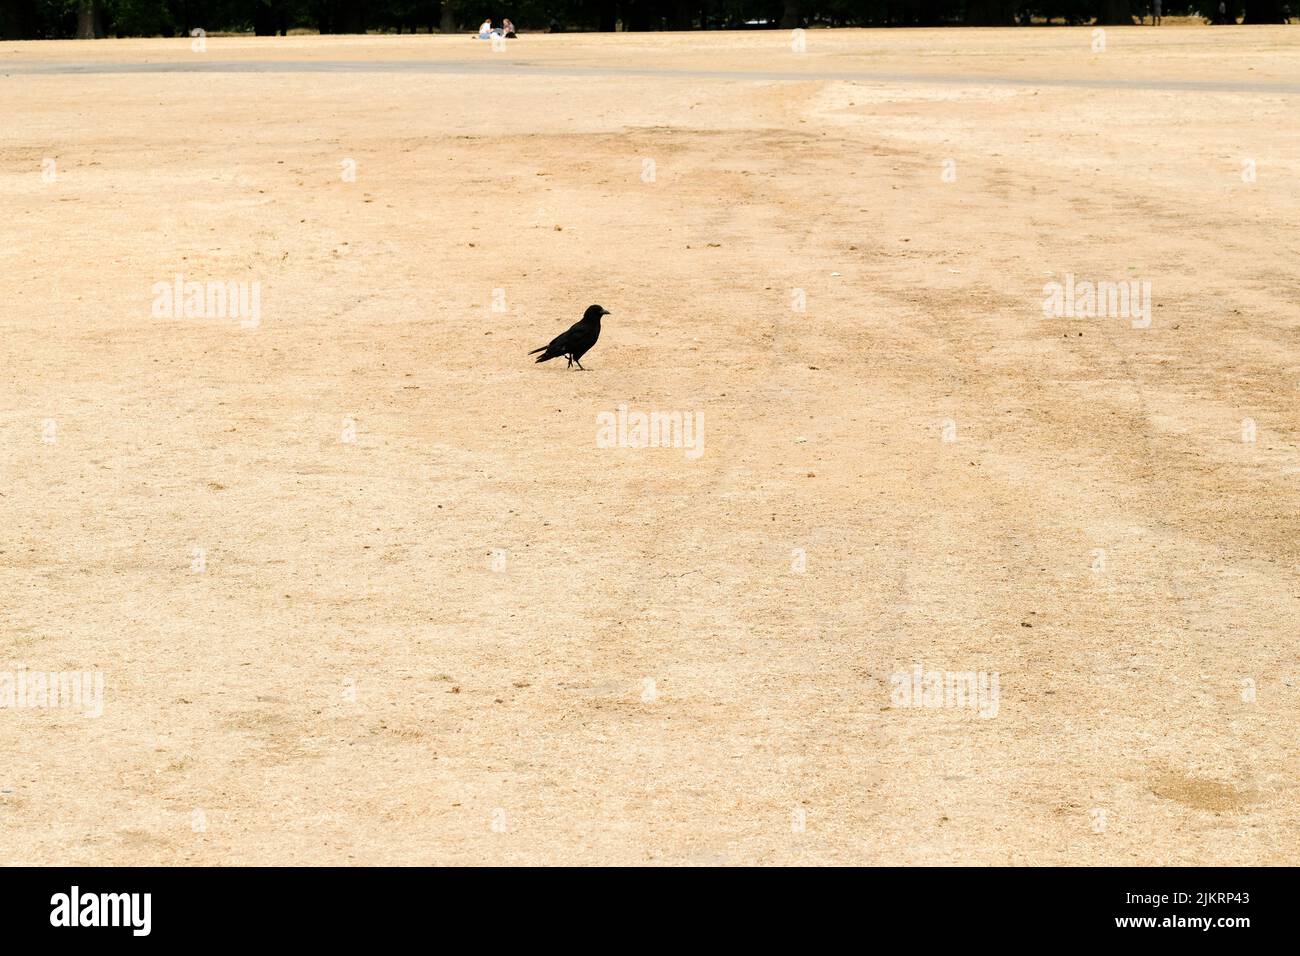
[1152,0,1161,23]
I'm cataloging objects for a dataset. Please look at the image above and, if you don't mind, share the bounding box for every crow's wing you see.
[532,318,597,359]
[567,322,598,356]
[543,319,592,354]
[547,325,579,351]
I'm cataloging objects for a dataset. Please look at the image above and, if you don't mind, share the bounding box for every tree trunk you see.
[1095,0,1133,23]
[440,3,456,32]
[779,0,802,28]
[598,1,617,30]
[346,0,369,33]
[76,1,96,38]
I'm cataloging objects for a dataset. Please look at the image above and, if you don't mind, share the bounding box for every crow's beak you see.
[601,309,611,316]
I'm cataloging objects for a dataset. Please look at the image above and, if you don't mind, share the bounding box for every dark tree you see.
[76,0,98,35]
[1093,0,1132,23]
[966,0,1018,23]
[3,0,1293,37]
[1243,0,1285,20]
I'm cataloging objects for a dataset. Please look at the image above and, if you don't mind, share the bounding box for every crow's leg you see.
[574,357,586,371]
[565,354,573,367]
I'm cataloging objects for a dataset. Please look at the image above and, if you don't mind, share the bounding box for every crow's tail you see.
[533,349,557,363]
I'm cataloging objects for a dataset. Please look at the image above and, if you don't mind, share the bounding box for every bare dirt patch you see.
[2,28,1298,865]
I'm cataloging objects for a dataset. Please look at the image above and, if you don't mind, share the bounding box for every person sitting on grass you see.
[503,18,517,37]
[478,18,494,38]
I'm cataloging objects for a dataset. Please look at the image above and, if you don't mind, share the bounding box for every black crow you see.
[528,304,609,370]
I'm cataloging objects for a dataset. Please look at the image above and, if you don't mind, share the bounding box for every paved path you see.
[4,57,1299,94]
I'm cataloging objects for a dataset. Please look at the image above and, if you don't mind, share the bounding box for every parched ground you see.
[1,26,1298,866]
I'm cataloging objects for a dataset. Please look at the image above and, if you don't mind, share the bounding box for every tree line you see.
[0,0,1291,40]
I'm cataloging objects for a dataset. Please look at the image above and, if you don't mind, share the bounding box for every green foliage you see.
[103,0,176,35]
